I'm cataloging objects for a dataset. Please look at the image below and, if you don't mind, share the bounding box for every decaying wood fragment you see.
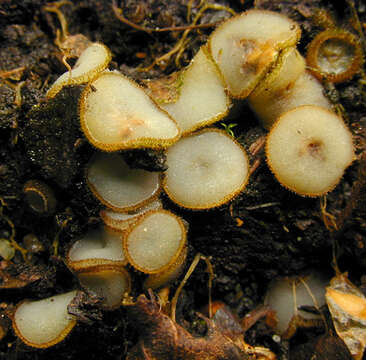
[126,292,275,360]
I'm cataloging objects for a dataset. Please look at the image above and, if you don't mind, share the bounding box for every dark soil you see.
[0,0,365,359]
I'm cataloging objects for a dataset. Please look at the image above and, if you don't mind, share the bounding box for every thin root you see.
[320,195,338,231]
[43,1,72,44]
[131,1,236,71]
[171,253,215,322]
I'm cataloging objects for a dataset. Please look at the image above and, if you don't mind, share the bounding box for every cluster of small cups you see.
[13,9,357,348]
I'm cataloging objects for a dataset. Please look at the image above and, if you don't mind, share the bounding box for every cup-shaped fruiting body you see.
[0,239,15,260]
[12,290,77,348]
[78,266,131,310]
[250,70,332,130]
[23,180,56,215]
[265,273,328,335]
[100,199,163,232]
[67,226,127,271]
[249,48,305,129]
[86,153,161,212]
[208,9,301,98]
[161,46,230,135]
[123,210,187,274]
[47,42,112,98]
[144,245,188,290]
[266,105,354,196]
[163,128,249,209]
[251,48,306,97]
[79,71,180,151]
[307,29,363,83]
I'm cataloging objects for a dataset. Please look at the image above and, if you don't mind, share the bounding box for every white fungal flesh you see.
[68,226,127,269]
[317,37,356,76]
[251,71,332,129]
[87,153,161,211]
[144,246,187,290]
[208,9,301,98]
[164,129,249,209]
[80,71,180,151]
[265,273,328,334]
[266,105,354,196]
[78,267,130,309]
[47,43,111,98]
[13,291,77,348]
[249,48,306,119]
[100,199,163,231]
[161,47,230,134]
[124,210,186,273]
[0,239,15,260]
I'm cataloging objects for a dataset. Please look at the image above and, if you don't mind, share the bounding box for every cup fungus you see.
[78,266,131,310]
[143,245,188,290]
[23,180,56,216]
[123,210,187,274]
[251,71,332,130]
[248,48,308,129]
[86,153,161,212]
[265,273,328,336]
[266,105,354,196]
[12,290,77,348]
[100,199,163,232]
[47,42,112,98]
[0,239,15,260]
[67,226,127,271]
[79,71,180,151]
[208,9,301,98]
[16,7,360,353]
[163,128,249,209]
[251,48,306,98]
[306,29,364,83]
[160,46,230,135]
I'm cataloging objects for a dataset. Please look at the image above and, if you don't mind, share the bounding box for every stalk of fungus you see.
[159,46,230,135]
[266,105,354,196]
[79,71,180,151]
[86,153,161,212]
[13,291,77,348]
[208,9,301,98]
[307,29,364,83]
[47,42,112,98]
[67,226,127,271]
[163,128,249,209]
[78,266,131,310]
[123,210,187,274]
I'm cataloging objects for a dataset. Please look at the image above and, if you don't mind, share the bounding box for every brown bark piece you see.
[127,293,275,360]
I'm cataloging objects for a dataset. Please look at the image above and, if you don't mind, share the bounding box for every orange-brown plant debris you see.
[126,292,275,360]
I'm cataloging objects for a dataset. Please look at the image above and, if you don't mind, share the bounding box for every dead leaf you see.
[326,273,366,360]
